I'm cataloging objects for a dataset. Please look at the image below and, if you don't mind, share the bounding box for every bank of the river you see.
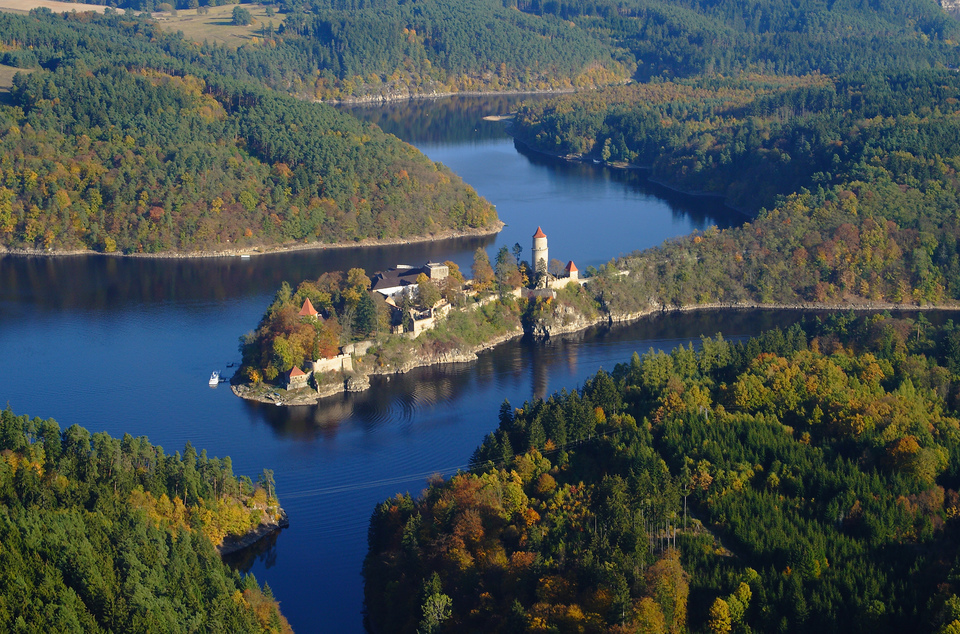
[321,87,578,106]
[0,222,505,259]
[232,326,525,406]
[503,121,757,217]
[232,295,960,408]
[218,507,291,556]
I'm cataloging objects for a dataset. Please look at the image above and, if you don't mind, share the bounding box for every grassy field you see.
[0,63,30,90]
[0,0,113,14]
[155,4,282,48]
[0,0,271,48]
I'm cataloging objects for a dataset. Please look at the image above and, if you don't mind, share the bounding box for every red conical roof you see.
[533,226,546,238]
[289,366,306,377]
[566,260,578,272]
[299,297,319,317]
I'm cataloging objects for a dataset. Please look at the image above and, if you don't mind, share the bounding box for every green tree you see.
[418,573,452,634]
[354,291,378,339]
[232,6,252,25]
[258,468,276,500]
[415,273,441,310]
[495,245,521,296]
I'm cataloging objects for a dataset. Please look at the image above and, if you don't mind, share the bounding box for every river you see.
[2,94,792,632]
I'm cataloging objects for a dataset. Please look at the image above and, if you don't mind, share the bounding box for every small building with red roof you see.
[565,260,579,282]
[298,298,321,320]
[286,365,310,390]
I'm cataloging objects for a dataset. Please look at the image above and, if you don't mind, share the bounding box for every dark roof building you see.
[370,265,423,297]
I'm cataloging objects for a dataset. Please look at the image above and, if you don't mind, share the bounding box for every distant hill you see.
[0,11,498,254]
[5,0,956,100]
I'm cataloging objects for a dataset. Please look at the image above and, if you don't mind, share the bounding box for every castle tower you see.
[532,226,548,287]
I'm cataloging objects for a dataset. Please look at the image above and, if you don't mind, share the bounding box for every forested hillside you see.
[183,0,960,98]
[52,0,958,99]
[508,70,960,308]
[513,0,959,79]
[0,11,497,253]
[0,407,290,632]
[366,314,960,633]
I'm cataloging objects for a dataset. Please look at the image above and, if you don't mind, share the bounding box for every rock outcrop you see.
[218,508,289,556]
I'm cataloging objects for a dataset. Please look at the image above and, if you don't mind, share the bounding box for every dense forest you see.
[185,0,960,98]
[0,0,955,251]
[56,0,959,98]
[522,0,960,80]
[0,11,497,253]
[0,407,289,632]
[508,70,960,308]
[366,313,960,633]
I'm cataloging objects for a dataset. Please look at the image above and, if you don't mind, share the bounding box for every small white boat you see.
[209,371,220,386]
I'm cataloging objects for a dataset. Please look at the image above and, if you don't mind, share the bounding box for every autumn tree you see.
[472,248,495,292]
[708,598,732,634]
[415,273,441,310]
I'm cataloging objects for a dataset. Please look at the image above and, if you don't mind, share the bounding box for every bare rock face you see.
[346,373,371,392]
[430,349,479,364]
[218,508,289,556]
[529,304,601,340]
[943,0,960,15]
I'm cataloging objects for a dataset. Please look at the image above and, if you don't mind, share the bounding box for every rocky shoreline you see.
[0,222,504,259]
[218,508,290,556]
[232,298,960,408]
[232,326,525,406]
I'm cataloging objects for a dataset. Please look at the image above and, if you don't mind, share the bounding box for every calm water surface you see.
[2,95,772,632]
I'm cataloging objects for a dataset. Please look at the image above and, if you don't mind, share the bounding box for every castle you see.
[531,226,580,291]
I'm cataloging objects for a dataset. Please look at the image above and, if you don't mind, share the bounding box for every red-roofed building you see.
[533,226,546,239]
[565,260,579,282]
[286,366,309,390]
[299,298,321,320]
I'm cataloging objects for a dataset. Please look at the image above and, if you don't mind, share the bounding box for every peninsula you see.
[233,220,954,407]
[233,226,596,405]
[0,407,291,632]
[0,11,499,257]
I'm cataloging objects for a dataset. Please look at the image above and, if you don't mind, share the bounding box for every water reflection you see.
[223,530,281,573]
[512,139,746,230]
[341,93,550,144]
[241,309,850,440]
[0,234,496,314]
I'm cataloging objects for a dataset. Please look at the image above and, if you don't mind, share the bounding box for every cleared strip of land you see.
[0,0,114,13]
[0,63,31,92]
[153,4,281,48]
[0,1,277,48]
